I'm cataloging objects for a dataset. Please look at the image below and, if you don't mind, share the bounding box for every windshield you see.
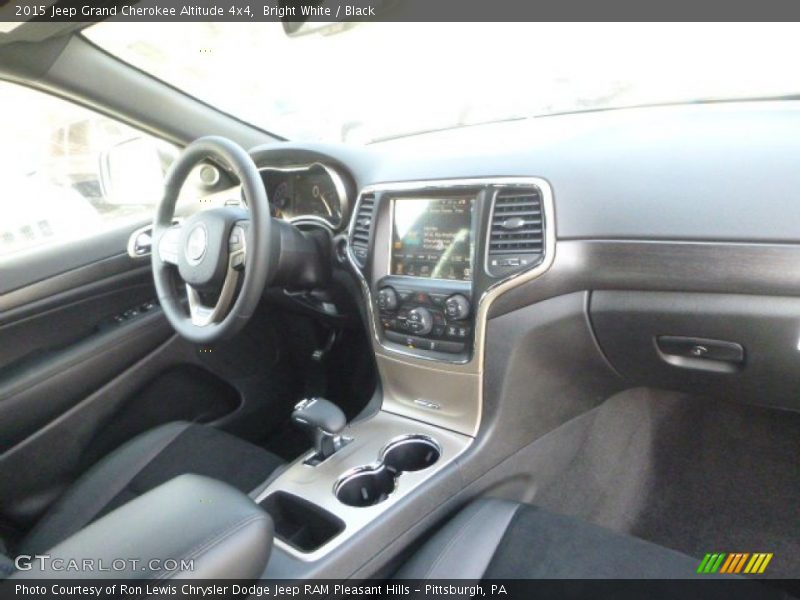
[85,22,800,144]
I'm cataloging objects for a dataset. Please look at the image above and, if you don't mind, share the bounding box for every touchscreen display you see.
[390,196,474,281]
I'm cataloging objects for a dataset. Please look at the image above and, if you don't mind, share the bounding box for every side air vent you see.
[486,188,545,277]
[349,193,376,267]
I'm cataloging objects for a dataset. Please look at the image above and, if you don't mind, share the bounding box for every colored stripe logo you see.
[697,552,773,574]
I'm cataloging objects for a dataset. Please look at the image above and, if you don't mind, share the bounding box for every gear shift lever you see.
[291,397,348,465]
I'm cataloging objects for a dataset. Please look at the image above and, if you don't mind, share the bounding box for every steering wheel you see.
[151,137,273,344]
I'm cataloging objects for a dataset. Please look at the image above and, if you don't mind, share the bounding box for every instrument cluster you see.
[259,163,348,229]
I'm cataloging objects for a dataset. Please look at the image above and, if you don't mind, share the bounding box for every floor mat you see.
[523,388,800,578]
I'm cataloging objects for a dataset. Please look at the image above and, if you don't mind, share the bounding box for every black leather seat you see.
[18,421,284,556]
[397,498,712,579]
[13,475,274,580]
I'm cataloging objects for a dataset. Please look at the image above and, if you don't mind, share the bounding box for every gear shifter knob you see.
[291,397,346,435]
[291,398,347,464]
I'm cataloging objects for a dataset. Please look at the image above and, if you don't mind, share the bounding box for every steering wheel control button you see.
[228,225,245,252]
[157,227,181,264]
[228,225,247,270]
[445,294,471,320]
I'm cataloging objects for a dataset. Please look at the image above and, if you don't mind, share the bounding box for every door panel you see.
[0,240,170,523]
[0,253,303,533]
[0,284,171,450]
[0,266,155,374]
[0,219,150,301]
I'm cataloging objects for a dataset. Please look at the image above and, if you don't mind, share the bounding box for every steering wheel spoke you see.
[157,224,183,265]
[186,276,237,327]
[185,222,248,327]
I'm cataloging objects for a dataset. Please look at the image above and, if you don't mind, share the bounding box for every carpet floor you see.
[521,388,800,578]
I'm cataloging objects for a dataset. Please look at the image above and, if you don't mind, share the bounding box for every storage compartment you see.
[335,435,441,507]
[590,291,800,412]
[260,491,345,552]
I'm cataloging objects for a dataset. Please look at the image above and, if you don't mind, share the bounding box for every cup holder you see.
[382,435,441,473]
[334,467,396,507]
[335,435,441,508]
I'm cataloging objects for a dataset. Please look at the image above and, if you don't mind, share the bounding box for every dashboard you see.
[235,99,800,433]
[242,101,800,364]
[248,101,800,247]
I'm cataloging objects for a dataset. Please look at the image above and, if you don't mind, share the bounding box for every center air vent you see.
[349,193,376,267]
[486,188,545,277]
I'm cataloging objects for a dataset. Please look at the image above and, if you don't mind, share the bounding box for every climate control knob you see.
[377,287,399,311]
[445,294,471,320]
[407,307,433,335]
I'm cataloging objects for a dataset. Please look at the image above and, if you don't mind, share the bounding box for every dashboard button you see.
[407,307,433,335]
[384,331,464,354]
[385,331,430,349]
[434,340,466,354]
[430,294,448,306]
[385,330,408,345]
[445,294,471,320]
[377,287,399,311]
[413,292,431,304]
[446,324,471,338]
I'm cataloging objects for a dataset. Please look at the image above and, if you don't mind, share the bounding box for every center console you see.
[257,411,470,563]
[351,179,552,367]
[258,177,554,574]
